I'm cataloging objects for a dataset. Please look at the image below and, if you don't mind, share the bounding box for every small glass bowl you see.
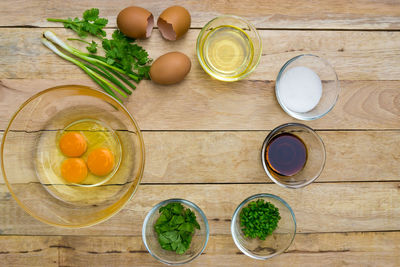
[276,54,340,120]
[142,199,209,265]
[231,193,296,260]
[261,123,326,188]
[196,15,262,82]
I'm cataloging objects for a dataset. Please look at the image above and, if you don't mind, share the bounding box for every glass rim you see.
[261,123,326,189]
[275,54,340,120]
[196,14,262,82]
[142,198,210,265]
[231,193,296,260]
[0,85,145,228]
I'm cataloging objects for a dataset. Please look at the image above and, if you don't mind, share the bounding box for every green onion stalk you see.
[42,31,139,101]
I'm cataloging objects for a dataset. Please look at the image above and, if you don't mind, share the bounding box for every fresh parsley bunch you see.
[44,9,152,101]
[154,203,201,255]
[240,199,281,240]
[102,30,151,79]
[48,8,108,39]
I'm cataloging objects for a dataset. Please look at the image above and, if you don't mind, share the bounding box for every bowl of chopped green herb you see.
[231,193,296,260]
[142,199,209,265]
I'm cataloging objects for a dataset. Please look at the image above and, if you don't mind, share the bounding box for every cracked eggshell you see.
[157,6,191,41]
[150,52,191,85]
[117,6,154,39]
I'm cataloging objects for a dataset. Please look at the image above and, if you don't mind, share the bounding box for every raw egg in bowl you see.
[1,85,145,227]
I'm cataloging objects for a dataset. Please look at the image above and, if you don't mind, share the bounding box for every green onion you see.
[41,31,145,101]
[103,66,136,90]
[83,63,131,95]
[239,199,281,240]
[44,31,137,80]
[41,37,125,102]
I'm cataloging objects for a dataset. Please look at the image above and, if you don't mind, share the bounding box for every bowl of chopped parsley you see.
[231,193,296,260]
[142,199,209,265]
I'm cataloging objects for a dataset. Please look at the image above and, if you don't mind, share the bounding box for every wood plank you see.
[1,28,400,130]
[57,232,400,267]
[0,183,399,235]
[1,233,399,266]
[142,130,400,183]
[2,130,399,184]
[1,0,400,30]
[1,78,400,130]
[0,236,59,267]
[2,28,400,81]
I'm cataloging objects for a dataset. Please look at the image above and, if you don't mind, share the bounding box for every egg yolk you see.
[61,158,88,183]
[59,132,87,157]
[87,148,115,176]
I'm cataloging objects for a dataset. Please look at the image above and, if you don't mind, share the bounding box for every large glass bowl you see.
[1,85,145,227]
[231,193,296,260]
[142,199,209,265]
[197,15,262,82]
[276,54,340,120]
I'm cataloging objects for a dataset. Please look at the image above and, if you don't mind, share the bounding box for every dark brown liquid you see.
[266,133,307,176]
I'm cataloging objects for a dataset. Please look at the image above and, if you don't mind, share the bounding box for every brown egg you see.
[150,52,191,85]
[158,6,191,41]
[117,6,154,39]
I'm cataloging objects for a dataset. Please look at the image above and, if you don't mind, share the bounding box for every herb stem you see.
[67,38,91,45]
[104,66,136,90]
[46,18,71,23]
[84,67,127,98]
[86,71,118,99]
[41,37,124,101]
[85,63,131,95]
[44,31,138,82]
[87,54,141,82]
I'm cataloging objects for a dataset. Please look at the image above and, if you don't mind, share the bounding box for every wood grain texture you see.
[1,78,399,130]
[1,28,400,130]
[0,236,58,267]
[0,233,399,267]
[1,1,399,266]
[57,233,400,267]
[2,130,399,184]
[2,28,400,81]
[142,130,400,183]
[0,183,399,236]
[1,0,400,30]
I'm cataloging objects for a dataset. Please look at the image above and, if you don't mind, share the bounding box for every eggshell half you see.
[150,52,191,85]
[157,6,191,41]
[117,6,154,39]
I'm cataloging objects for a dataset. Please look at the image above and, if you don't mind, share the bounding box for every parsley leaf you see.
[86,41,98,53]
[154,203,201,255]
[47,8,108,38]
[46,8,152,89]
[101,30,151,79]
[176,243,187,255]
[83,8,99,21]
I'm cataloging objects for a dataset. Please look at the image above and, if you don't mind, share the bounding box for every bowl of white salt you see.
[275,54,340,121]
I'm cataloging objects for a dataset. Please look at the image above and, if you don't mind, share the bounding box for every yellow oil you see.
[200,25,254,79]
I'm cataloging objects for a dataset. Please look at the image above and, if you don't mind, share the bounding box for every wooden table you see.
[1,1,400,266]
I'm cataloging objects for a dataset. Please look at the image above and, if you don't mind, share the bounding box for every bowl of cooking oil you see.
[197,15,262,82]
[1,85,145,227]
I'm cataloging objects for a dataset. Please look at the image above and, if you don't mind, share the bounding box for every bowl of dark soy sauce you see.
[261,123,326,188]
